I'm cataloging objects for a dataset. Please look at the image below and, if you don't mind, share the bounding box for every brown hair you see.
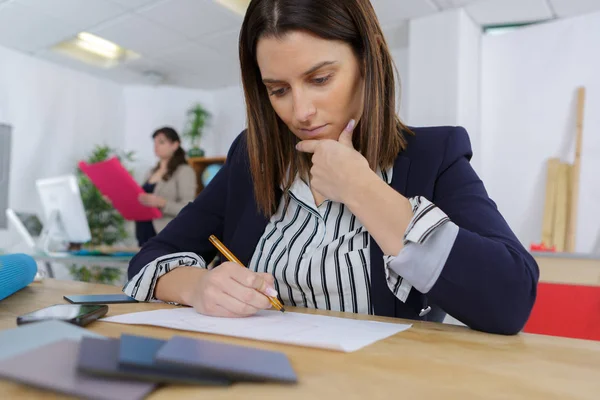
[151,127,188,181]
[239,0,409,216]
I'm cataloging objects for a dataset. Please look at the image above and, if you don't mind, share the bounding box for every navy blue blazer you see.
[128,126,539,335]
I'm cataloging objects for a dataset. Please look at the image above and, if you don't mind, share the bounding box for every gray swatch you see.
[0,319,102,362]
[0,339,155,400]
[155,335,297,383]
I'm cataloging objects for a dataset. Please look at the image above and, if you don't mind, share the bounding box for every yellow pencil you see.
[208,235,285,312]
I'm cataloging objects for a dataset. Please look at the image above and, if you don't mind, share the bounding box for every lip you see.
[299,124,329,136]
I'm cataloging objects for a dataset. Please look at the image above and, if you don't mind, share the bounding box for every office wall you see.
[0,44,124,250]
[209,84,247,152]
[390,47,409,122]
[406,9,482,173]
[480,11,600,253]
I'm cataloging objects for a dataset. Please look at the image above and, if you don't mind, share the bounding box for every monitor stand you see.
[38,210,69,255]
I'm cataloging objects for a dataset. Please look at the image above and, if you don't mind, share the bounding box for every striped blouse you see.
[124,167,459,315]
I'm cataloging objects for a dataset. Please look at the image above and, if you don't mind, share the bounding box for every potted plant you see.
[183,103,211,157]
[69,145,135,285]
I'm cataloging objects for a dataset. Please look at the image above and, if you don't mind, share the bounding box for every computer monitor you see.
[36,175,92,250]
[5,209,43,249]
[0,124,11,229]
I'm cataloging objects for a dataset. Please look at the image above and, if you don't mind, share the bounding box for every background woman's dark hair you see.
[152,127,188,181]
[239,0,409,216]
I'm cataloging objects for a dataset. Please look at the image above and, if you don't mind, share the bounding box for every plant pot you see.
[188,147,205,157]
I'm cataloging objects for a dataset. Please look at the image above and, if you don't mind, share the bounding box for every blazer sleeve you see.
[427,127,539,335]
[127,135,242,279]
[161,165,198,217]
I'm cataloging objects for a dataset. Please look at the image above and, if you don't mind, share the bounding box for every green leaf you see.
[183,103,211,148]
[70,144,136,285]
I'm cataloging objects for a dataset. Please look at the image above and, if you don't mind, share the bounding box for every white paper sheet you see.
[101,308,411,352]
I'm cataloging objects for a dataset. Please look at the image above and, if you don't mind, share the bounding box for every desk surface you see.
[1,279,600,399]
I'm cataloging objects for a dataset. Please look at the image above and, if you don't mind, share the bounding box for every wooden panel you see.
[552,162,570,251]
[541,158,560,247]
[565,87,586,252]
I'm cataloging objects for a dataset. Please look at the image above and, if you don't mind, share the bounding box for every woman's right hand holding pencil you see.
[186,262,278,318]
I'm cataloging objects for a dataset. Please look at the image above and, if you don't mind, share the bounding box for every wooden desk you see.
[2,279,600,399]
[533,251,600,286]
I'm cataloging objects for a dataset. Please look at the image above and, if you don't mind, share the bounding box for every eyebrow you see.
[262,60,337,84]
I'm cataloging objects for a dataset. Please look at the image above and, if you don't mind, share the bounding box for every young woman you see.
[124,0,539,335]
[134,127,197,246]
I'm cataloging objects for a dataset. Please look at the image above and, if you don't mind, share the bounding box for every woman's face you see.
[153,133,179,160]
[256,31,365,142]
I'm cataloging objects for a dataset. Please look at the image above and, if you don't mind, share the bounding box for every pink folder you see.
[78,157,162,221]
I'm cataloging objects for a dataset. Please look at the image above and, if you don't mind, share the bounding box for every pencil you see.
[208,235,285,312]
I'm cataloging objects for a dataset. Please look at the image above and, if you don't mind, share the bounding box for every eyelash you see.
[268,74,333,97]
[312,75,332,85]
[270,88,288,97]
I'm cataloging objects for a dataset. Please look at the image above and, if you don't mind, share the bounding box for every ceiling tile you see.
[16,0,127,31]
[107,0,162,10]
[466,0,554,25]
[197,29,239,63]
[167,72,208,89]
[36,47,151,84]
[138,0,242,38]
[90,13,186,56]
[549,0,600,18]
[175,67,239,90]
[371,0,438,26]
[122,55,178,76]
[431,0,482,10]
[0,1,77,52]
[153,42,226,74]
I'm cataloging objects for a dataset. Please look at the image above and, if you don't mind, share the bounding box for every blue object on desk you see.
[68,250,137,257]
[0,253,37,301]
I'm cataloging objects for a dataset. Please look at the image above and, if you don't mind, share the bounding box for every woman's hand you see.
[295,119,377,203]
[185,262,278,318]
[138,193,167,208]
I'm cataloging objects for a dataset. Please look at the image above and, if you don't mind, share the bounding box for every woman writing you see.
[135,127,197,246]
[124,0,539,335]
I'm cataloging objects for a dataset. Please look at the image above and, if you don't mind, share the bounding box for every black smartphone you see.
[16,304,108,326]
[63,294,138,304]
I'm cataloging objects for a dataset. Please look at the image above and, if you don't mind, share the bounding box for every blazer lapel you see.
[229,189,282,266]
[369,155,411,317]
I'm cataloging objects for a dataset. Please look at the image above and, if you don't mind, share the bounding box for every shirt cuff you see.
[383,196,457,301]
[404,196,450,244]
[122,252,206,302]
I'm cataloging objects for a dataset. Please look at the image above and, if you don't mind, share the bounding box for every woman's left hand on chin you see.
[295,119,376,203]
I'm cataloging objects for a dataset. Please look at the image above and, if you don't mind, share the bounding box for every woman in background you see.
[135,127,197,246]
